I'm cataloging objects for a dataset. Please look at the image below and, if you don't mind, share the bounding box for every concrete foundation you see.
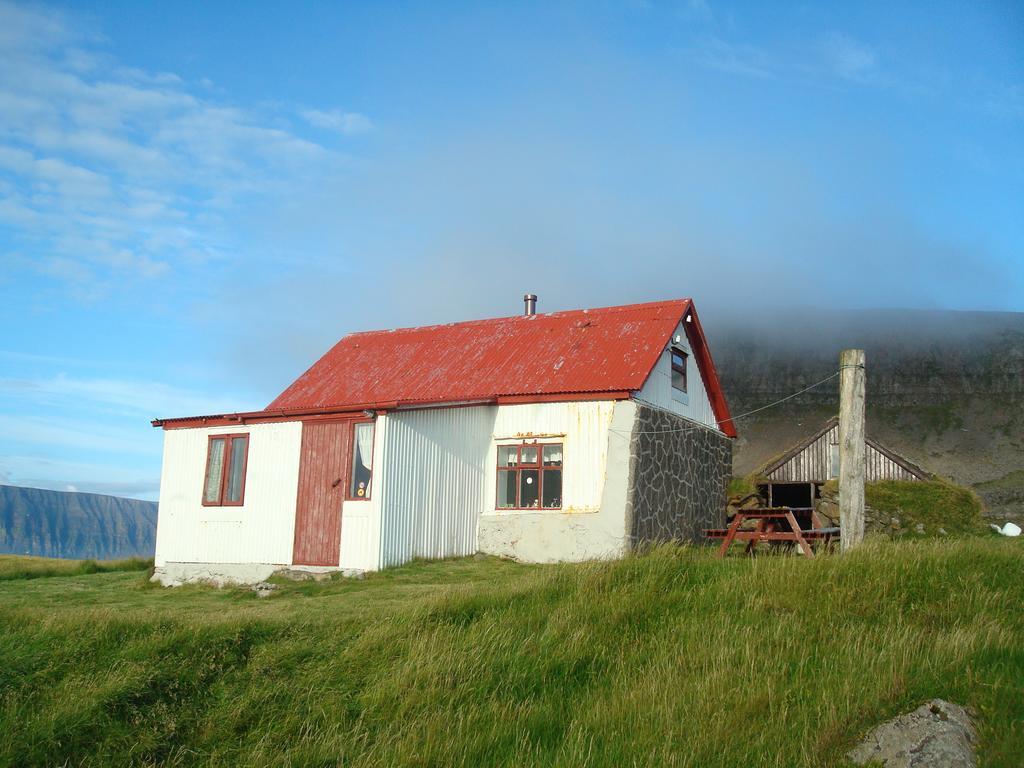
[152,562,347,587]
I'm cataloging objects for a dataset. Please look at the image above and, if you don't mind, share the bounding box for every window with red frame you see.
[496,442,563,510]
[202,434,249,506]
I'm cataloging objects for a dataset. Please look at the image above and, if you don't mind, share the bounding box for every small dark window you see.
[202,434,248,506]
[496,442,563,510]
[349,422,374,499]
[671,349,688,393]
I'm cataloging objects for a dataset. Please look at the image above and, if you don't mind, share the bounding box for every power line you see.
[612,370,841,437]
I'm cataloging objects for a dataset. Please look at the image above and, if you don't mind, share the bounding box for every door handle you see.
[331,478,342,488]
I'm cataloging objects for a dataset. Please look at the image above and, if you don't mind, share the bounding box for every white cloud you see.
[822,33,879,83]
[696,37,774,79]
[0,1,80,51]
[682,0,714,22]
[0,0,359,297]
[0,454,161,499]
[0,413,157,455]
[0,373,252,419]
[301,108,374,135]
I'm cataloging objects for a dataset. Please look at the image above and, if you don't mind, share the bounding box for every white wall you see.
[634,321,719,430]
[340,414,387,571]
[153,396,646,575]
[477,400,634,563]
[154,421,302,568]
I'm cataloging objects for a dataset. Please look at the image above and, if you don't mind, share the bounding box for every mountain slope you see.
[0,485,157,559]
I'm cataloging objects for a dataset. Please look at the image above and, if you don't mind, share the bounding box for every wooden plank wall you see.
[767,423,922,483]
[292,421,352,566]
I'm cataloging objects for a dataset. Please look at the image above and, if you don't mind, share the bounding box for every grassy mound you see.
[0,555,153,581]
[865,480,986,536]
[727,474,760,499]
[0,541,1021,767]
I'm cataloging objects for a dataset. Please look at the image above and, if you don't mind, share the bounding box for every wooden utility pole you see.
[839,349,866,552]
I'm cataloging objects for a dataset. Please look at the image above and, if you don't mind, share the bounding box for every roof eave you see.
[152,390,636,429]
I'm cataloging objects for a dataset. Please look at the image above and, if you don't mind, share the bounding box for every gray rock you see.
[253,582,278,598]
[915,523,926,535]
[891,517,902,529]
[938,527,948,536]
[273,568,333,582]
[848,699,976,767]
[341,569,366,580]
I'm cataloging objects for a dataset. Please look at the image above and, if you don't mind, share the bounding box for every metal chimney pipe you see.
[523,294,537,316]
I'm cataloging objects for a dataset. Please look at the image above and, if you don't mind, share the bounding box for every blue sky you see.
[1,0,1021,500]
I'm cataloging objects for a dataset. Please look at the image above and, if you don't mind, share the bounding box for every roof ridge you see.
[345,298,692,338]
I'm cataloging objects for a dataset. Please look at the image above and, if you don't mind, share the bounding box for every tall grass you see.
[0,540,1020,766]
[0,555,153,581]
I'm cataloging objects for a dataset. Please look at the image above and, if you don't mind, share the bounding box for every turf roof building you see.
[758,416,931,513]
[151,297,736,585]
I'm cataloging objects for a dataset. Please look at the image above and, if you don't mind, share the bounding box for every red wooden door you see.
[292,421,352,566]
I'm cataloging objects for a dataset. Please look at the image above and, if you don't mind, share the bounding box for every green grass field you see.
[0,554,152,581]
[1,540,1021,767]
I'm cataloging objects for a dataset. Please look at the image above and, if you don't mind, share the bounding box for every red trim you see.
[201,433,249,507]
[200,435,225,506]
[679,307,737,438]
[226,434,249,507]
[153,393,631,429]
[345,419,376,501]
[155,402,398,430]
[495,441,563,510]
[495,391,630,405]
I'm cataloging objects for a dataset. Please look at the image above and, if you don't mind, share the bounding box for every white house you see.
[151,297,736,585]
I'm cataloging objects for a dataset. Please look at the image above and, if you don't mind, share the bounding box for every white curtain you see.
[544,446,563,465]
[203,438,225,502]
[356,423,374,470]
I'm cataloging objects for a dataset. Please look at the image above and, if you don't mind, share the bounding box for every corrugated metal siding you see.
[767,423,923,483]
[378,406,497,568]
[292,421,351,566]
[633,321,719,430]
[154,421,302,566]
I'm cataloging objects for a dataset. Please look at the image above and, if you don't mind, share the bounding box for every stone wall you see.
[626,404,732,546]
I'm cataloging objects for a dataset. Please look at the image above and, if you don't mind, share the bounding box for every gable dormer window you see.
[671,349,688,393]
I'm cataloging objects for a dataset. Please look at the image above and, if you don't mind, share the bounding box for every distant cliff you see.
[0,485,157,560]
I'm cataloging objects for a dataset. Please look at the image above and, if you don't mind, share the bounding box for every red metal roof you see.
[260,298,737,437]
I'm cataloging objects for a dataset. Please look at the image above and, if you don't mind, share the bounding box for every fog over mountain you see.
[710,307,1024,519]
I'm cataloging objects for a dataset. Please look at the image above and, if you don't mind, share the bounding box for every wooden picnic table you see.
[704,508,839,558]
